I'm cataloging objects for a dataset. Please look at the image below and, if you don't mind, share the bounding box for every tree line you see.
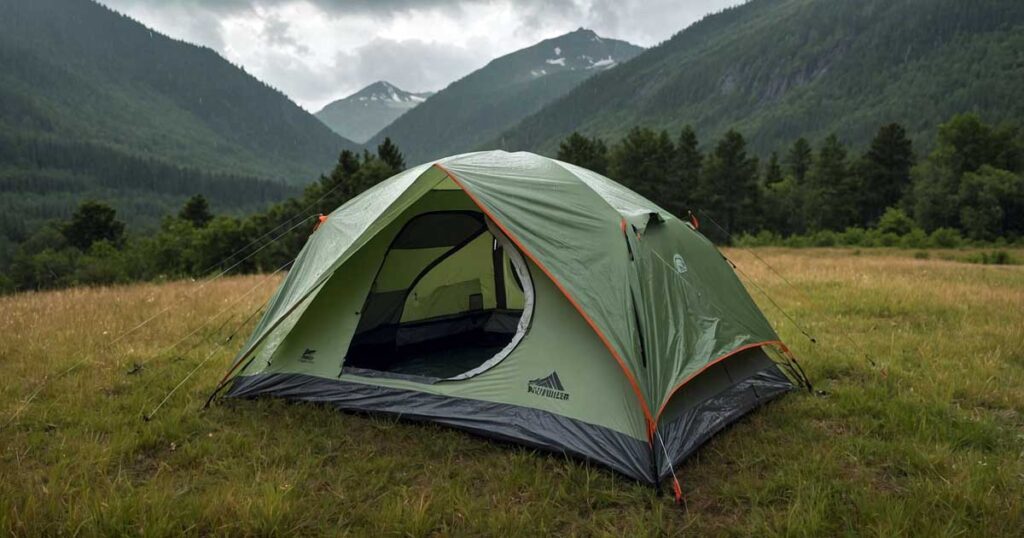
[0,139,406,293]
[556,114,1023,244]
[2,115,1022,294]
[0,135,300,269]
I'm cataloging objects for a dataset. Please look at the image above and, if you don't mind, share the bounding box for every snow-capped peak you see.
[349,81,433,105]
[528,29,637,78]
[315,81,435,143]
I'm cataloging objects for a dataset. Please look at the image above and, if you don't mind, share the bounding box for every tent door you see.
[344,210,533,382]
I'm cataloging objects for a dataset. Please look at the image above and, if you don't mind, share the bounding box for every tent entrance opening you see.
[345,209,531,380]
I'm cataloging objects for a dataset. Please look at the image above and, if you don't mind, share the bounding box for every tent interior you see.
[344,188,532,381]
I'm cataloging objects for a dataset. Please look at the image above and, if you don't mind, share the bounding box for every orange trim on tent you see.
[687,210,700,230]
[312,213,328,232]
[433,163,658,437]
[654,339,784,422]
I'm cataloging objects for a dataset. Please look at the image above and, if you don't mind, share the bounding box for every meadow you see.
[1,248,1022,536]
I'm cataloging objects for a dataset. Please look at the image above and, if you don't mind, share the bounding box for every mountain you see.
[367,28,643,165]
[496,0,1024,155]
[0,0,357,182]
[316,81,433,144]
[0,0,357,263]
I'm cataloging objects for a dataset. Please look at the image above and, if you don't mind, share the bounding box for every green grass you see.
[2,249,1023,535]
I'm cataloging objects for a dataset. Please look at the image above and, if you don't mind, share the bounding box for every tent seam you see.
[432,163,658,439]
[654,339,785,423]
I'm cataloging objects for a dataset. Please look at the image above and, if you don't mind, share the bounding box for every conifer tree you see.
[179,194,213,228]
[376,137,406,172]
[609,127,676,206]
[804,134,855,230]
[700,130,759,234]
[62,201,125,251]
[338,149,361,176]
[557,132,609,175]
[674,125,703,213]
[858,123,914,225]
[786,137,813,183]
[764,152,783,186]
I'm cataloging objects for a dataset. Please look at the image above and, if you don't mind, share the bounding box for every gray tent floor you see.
[385,345,505,378]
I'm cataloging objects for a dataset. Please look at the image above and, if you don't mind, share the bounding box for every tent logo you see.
[673,253,688,274]
[527,372,569,400]
[300,348,316,363]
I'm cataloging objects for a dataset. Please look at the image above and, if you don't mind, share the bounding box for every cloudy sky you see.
[98,0,741,111]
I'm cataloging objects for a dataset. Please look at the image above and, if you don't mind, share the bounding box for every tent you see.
[212,151,798,489]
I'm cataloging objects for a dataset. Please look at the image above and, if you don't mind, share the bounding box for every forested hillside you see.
[0,135,298,266]
[0,0,356,180]
[0,0,357,265]
[497,0,1024,155]
[1,140,409,293]
[369,28,642,165]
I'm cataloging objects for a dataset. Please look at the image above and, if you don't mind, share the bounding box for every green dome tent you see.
[211,151,797,489]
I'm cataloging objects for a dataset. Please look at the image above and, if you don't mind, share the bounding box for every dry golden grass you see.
[1,248,1022,536]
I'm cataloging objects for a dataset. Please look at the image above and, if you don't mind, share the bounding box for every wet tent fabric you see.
[219,151,794,485]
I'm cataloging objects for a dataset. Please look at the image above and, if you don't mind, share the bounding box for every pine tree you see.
[376,137,406,172]
[316,149,366,214]
[804,134,855,230]
[673,125,702,214]
[858,123,915,225]
[764,152,783,185]
[556,132,609,175]
[179,194,213,228]
[761,150,802,234]
[786,137,813,183]
[61,201,125,250]
[700,129,759,235]
[338,149,361,176]
[609,127,676,206]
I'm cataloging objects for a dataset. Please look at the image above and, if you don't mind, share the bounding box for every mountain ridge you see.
[367,28,643,165]
[494,0,1024,155]
[316,81,434,144]
[0,0,357,182]
[0,0,353,262]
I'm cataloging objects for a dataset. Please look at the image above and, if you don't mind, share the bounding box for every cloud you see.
[336,38,485,93]
[241,37,487,110]
[97,0,742,110]
[584,0,743,45]
[260,14,309,53]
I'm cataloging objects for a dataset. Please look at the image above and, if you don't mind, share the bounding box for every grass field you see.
[2,248,1023,536]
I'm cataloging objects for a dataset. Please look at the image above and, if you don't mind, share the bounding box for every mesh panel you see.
[391,212,484,249]
[373,248,449,292]
[356,211,487,335]
[402,233,496,322]
[347,204,532,382]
